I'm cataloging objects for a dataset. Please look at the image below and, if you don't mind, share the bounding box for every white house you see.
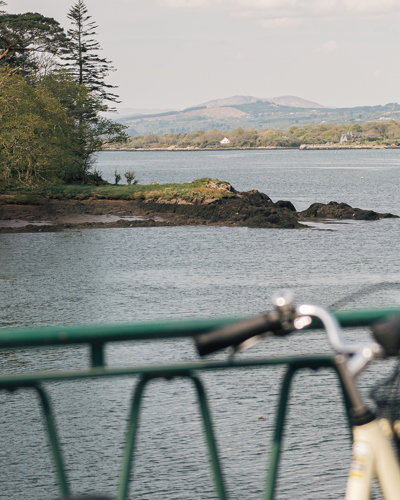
[220,137,230,145]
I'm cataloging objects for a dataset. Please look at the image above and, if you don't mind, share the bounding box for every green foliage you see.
[40,69,127,180]
[349,124,362,133]
[35,178,235,201]
[0,12,67,76]
[114,170,121,185]
[112,121,400,150]
[124,170,137,185]
[5,193,45,205]
[0,4,127,187]
[0,67,76,187]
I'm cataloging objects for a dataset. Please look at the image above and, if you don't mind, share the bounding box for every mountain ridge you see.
[115,96,400,137]
[194,95,326,109]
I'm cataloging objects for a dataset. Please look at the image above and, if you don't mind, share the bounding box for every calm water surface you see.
[1,150,400,499]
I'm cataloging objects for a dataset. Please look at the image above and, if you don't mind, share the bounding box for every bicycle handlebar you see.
[194,299,380,360]
[195,311,291,356]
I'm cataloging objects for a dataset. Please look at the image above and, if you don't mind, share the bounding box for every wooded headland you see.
[105,122,400,150]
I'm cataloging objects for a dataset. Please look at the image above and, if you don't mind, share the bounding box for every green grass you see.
[5,193,46,205]
[4,178,236,202]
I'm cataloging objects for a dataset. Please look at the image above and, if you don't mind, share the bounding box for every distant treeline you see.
[113,121,400,149]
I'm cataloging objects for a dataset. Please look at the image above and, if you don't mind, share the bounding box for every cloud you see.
[259,17,303,28]
[156,0,400,16]
[234,50,250,60]
[317,40,338,52]
[157,0,224,7]
[155,0,400,32]
[231,10,257,19]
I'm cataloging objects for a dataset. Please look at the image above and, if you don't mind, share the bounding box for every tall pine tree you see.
[62,0,118,107]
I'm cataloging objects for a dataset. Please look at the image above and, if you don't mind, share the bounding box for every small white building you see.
[220,137,230,145]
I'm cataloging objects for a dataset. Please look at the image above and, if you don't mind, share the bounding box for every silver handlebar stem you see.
[296,304,383,378]
[297,304,360,354]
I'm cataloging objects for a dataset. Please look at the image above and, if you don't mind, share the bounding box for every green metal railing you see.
[1,308,400,500]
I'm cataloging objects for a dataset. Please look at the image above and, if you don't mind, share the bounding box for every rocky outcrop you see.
[299,201,398,221]
[1,187,398,233]
[143,190,301,228]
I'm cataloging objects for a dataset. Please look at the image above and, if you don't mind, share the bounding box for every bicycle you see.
[195,293,400,500]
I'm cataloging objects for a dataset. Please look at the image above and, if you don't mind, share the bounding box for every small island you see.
[0,178,398,233]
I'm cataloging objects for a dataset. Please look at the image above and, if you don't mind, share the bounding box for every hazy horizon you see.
[8,1,400,111]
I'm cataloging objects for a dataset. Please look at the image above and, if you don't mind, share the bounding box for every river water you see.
[1,150,400,499]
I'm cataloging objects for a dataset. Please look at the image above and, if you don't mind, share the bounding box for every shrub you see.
[114,170,121,185]
[124,170,138,185]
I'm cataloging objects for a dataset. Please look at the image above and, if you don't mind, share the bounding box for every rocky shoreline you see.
[0,187,397,233]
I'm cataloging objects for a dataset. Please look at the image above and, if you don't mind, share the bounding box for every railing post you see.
[190,375,228,500]
[91,342,105,368]
[34,385,70,499]
[264,365,297,500]
[117,376,148,500]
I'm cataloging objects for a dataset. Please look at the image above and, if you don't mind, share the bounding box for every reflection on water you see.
[1,150,400,499]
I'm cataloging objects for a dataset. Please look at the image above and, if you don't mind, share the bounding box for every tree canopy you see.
[0,67,76,186]
[0,12,67,62]
[0,3,127,188]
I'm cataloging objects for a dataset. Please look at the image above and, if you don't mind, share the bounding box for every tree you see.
[62,0,118,107]
[0,12,66,63]
[40,69,127,182]
[0,2,6,15]
[54,1,127,178]
[349,124,362,133]
[0,5,127,184]
[0,67,76,187]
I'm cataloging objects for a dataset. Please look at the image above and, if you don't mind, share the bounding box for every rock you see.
[276,200,296,212]
[299,201,399,221]
[144,189,301,228]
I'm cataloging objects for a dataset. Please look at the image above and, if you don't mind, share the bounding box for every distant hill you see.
[102,107,177,119]
[196,95,326,109]
[115,96,400,136]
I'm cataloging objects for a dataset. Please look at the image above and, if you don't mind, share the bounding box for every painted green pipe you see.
[0,308,399,350]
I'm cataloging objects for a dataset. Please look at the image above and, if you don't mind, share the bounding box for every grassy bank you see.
[3,178,236,203]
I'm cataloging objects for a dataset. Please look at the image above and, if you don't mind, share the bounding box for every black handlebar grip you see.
[372,314,400,357]
[195,312,286,356]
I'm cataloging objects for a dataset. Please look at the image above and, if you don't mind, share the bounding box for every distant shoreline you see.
[103,145,400,152]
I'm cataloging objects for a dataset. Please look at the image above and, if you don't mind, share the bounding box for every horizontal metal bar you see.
[0,355,335,388]
[0,308,399,350]
[0,317,242,349]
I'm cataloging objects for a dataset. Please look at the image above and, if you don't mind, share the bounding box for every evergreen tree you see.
[62,0,118,107]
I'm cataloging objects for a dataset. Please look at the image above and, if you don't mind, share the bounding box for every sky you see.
[7,0,400,111]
